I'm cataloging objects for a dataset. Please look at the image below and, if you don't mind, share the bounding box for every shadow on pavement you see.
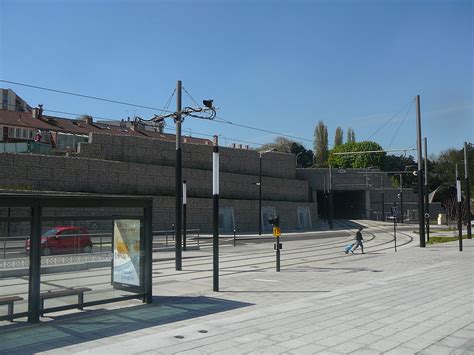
[0,295,253,354]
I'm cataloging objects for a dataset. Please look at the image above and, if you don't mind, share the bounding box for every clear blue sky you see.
[1,0,472,156]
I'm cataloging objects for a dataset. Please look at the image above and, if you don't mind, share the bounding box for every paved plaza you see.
[0,221,473,354]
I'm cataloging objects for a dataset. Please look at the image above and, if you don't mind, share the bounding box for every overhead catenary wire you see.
[366,98,416,141]
[387,100,415,148]
[1,79,319,145]
[0,79,174,113]
[182,86,200,107]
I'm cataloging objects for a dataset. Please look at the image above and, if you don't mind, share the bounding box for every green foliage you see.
[334,127,343,146]
[347,128,356,144]
[328,141,385,169]
[427,235,469,245]
[258,136,314,168]
[313,121,329,167]
[382,154,417,189]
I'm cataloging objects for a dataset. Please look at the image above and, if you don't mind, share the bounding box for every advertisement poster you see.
[113,219,141,287]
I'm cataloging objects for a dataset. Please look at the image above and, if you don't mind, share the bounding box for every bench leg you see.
[40,299,44,317]
[78,292,84,310]
[7,302,13,322]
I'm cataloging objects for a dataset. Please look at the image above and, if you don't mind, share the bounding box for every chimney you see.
[82,115,93,125]
[32,104,43,119]
[238,144,243,149]
[231,143,237,148]
[245,145,249,149]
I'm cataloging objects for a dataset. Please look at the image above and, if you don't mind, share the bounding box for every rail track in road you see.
[0,224,415,296]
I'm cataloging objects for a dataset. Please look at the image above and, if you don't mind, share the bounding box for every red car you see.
[26,226,93,256]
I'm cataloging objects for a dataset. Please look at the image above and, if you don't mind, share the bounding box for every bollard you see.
[233,229,236,247]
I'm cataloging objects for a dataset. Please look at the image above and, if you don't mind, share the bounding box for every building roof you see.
[0,109,212,144]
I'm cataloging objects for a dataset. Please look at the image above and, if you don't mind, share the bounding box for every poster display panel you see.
[113,219,141,287]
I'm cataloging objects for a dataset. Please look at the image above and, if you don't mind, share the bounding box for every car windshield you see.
[42,228,60,237]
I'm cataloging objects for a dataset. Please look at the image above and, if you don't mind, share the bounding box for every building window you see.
[22,129,28,138]
[15,128,21,138]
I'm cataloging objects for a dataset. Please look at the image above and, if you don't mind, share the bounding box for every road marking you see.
[254,279,278,283]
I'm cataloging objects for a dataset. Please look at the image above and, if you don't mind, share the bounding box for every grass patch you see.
[427,235,470,245]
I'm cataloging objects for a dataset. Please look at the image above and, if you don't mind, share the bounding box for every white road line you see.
[254,279,278,283]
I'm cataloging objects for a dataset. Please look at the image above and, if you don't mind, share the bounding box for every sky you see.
[0,0,472,156]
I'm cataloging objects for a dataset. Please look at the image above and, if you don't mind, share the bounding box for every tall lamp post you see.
[415,95,426,247]
[464,142,472,239]
[328,164,333,229]
[424,138,430,242]
[381,176,385,221]
[175,81,183,270]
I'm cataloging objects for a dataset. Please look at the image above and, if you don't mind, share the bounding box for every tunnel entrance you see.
[316,189,366,220]
[333,190,366,219]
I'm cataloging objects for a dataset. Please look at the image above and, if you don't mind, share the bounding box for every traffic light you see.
[268,216,280,227]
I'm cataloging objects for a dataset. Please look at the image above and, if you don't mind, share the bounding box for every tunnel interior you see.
[317,190,366,219]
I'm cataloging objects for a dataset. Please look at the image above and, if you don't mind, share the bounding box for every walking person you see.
[352,227,365,254]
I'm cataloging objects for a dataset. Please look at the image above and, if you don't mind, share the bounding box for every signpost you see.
[391,204,398,252]
[270,216,281,272]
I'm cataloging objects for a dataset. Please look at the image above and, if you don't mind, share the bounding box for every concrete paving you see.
[0,220,472,354]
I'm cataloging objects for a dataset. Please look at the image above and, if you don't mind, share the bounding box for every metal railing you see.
[0,228,203,259]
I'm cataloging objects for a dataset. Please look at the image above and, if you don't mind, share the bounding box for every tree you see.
[313,121,328,167]
[259,136,293,153]
[347,128,356,144]
[334,126,343,146]
[328,141,386,169]
[259,137,314,168]
[382,154,417,189]
[431,146,474,196]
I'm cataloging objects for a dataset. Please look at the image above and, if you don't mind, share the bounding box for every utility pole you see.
[328,165,333,229]
[392,203,397,252]
[399,174,404,224]
[175,80,183,270]
[259,153,262,235]
[183,180,187,251]
[464,142,472,239]
[424,137,430,242]
[415,95,426,247]
[456,164,463,251]
[381,176,385,221]
[212,135,220,291]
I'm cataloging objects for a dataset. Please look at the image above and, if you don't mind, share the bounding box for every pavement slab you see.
[0,222,472,354]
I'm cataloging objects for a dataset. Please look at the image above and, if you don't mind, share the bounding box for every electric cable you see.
[366,98,415,141]
[182,86,200,107]
[387,100,415,148]
[0,79,174,113]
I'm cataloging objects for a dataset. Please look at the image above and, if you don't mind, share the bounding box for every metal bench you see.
[40,287,91,316]
[0,296,24,321]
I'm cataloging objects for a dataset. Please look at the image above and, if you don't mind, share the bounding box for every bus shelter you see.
[0,191,153,323]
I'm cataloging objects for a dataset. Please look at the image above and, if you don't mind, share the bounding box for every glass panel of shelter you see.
[0,207,31,323]
[38,208,145,318]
